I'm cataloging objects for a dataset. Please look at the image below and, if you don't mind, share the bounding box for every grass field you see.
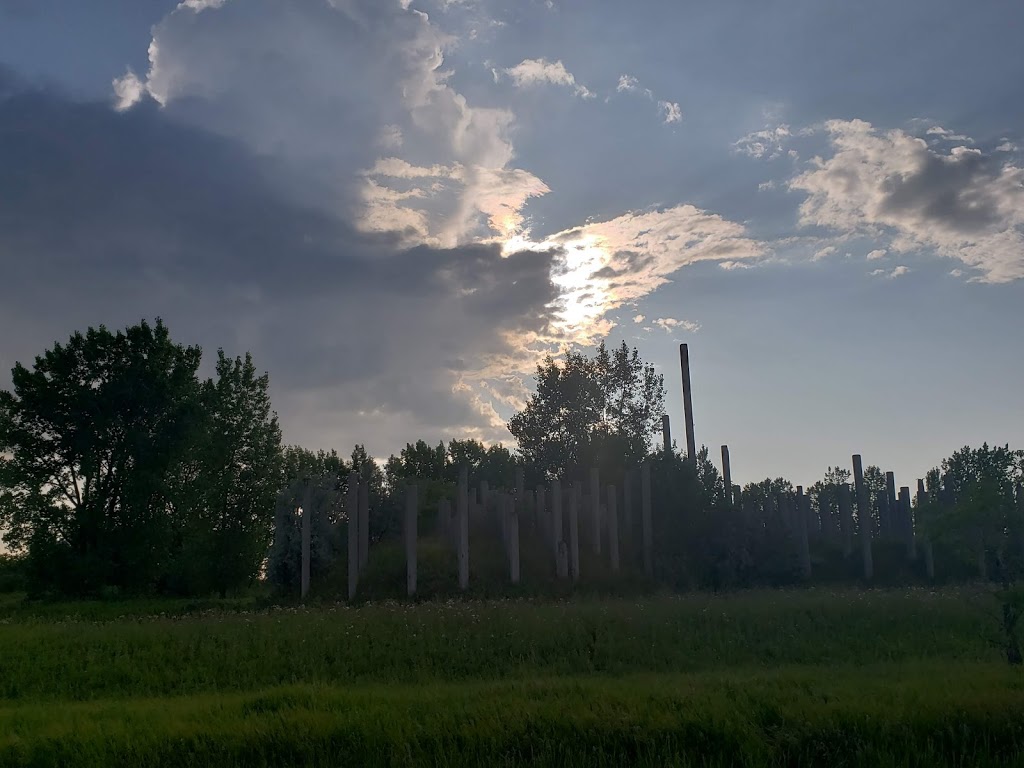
[1,587,1022,766]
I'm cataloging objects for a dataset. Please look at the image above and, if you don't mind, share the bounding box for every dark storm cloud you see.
[0,80,559,451]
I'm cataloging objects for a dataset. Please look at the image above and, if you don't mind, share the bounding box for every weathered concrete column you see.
[479,480,490,509]
[853,455,873,580]
[515,467,525,500]
[885,471,897,538]
[405,483,418,597]
[899,486,915,560]
[301,481,312,601]
[838,483,854,558]
[607,484,620,573]
[623,469,635,559]
[347,471,359,601]
[662,414,672,454]
[551,478,563,559]
[641,461,653,577]
[679,343,697,464]
[589,467,601,555]
[918,480,934,580]
[721,446,732,509]
[556,540,569,580]
[358,477,369,574]
[535,485,547,548]
[733,484,742,517]
[457,465,469,591]
[569,481,581,582]
[796,486,811,579]
[508,498,520,585]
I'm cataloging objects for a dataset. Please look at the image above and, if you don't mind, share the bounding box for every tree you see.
[508,341,665,479]
[0,320,202,594]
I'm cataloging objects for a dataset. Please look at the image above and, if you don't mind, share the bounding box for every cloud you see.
[812,245,837,261]
[633,314,645,323]
[653,317,700,334]
[658,100,682,124]
[790,119,1024,282]
[616,75,641,93]
[869,266,910,279]
[500,58,593,98]
[926,125,972,143]
[734,124,792,159]
[866,248,887,260]
[0,69,558,459]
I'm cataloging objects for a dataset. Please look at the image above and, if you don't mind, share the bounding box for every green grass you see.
[0,586,1018,766]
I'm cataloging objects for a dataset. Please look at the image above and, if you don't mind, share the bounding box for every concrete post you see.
[569,481,581,582]
[535,486,547,548]
[641,462,653,577]
[838,483,854,558]
[607,484,620,573]
[899,486,915,560]
[662,414,672,454]
[721,446,732,509]
[301,481,311,601]
[853,455,873,580]
[877,490,890,543]
[515,467,525,500]
[551,478,563,559]
[405,483,417,597]
[479,480,489,509]
[733,484,742,517]
[885,471,897,538]
[623,469,634,559]
[508,497,520,585]
[358,477,369,573]
[679,343,697,464]
[457,465,469,591]
[347,471,359,601]
[918,480,934,580]
[556,540,569,580]
[589,467,601,555]
[796,486,811,579]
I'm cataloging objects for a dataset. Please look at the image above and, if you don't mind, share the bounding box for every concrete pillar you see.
[607,484,620,572]
[899,486,915,560]
[885,471,897,538]
[556,540,569,580]
[838,483,854,558]
[796,487,811,579]
[623,469,634,559]
[918,480,934,580]
[457,465,469,591]
[535,485,547,548]
[679,343,697,464]
[551,479,563,559]
[515,467,525,500]
[733,484,742,517]
[662,414,672,454]
[589,467,601,555]
[508,498,520,585]
[877,490,890,542]
[853,455,873,580]
[358,477,369,573]
[721,446,732,509]
[569,481,581,582]
[641,462,653,577]
[301,481,312,601]
[347,471,359,601]
[479,480,489,509]
[405,484,417,597]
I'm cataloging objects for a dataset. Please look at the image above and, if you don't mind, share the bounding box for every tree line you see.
[1,320,1020,601]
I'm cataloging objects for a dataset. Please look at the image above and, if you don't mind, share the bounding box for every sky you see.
[0,0,1022,492]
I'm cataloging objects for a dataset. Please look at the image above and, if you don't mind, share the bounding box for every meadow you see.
[1,587,1023,766]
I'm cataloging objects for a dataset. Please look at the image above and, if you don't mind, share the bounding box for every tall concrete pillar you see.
[551,479,563,558]
[641,462,653,577]
[301,481,311,601]
[508,498,520,585]
[899,486,915,560]
[358,477,369,573]
[877,490,890,542]
[569,481,581,582]
[885,471,897,538]
[607,484,620,572]
[535,486,547,549]
[347,471,359,601]
[796,487,811,579]
[853,455,873,580]
[589,467,601,555]
[623,469,634,559]
[556,540,569,580]
[479,480,489,509]
[662,414,672,454]
[515,468,525,499]
[405,484,418,597]
[457,465,469,591]
[721,446,732,509]
[838,483,854,558]
[918,480,934,579]
[679,344,697,464]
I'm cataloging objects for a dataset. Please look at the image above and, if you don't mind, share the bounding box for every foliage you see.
[508,341,665,479]
[266,476,342,595]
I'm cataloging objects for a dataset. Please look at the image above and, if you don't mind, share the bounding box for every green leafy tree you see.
[508,341,665,479]
[0,320,202,594]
